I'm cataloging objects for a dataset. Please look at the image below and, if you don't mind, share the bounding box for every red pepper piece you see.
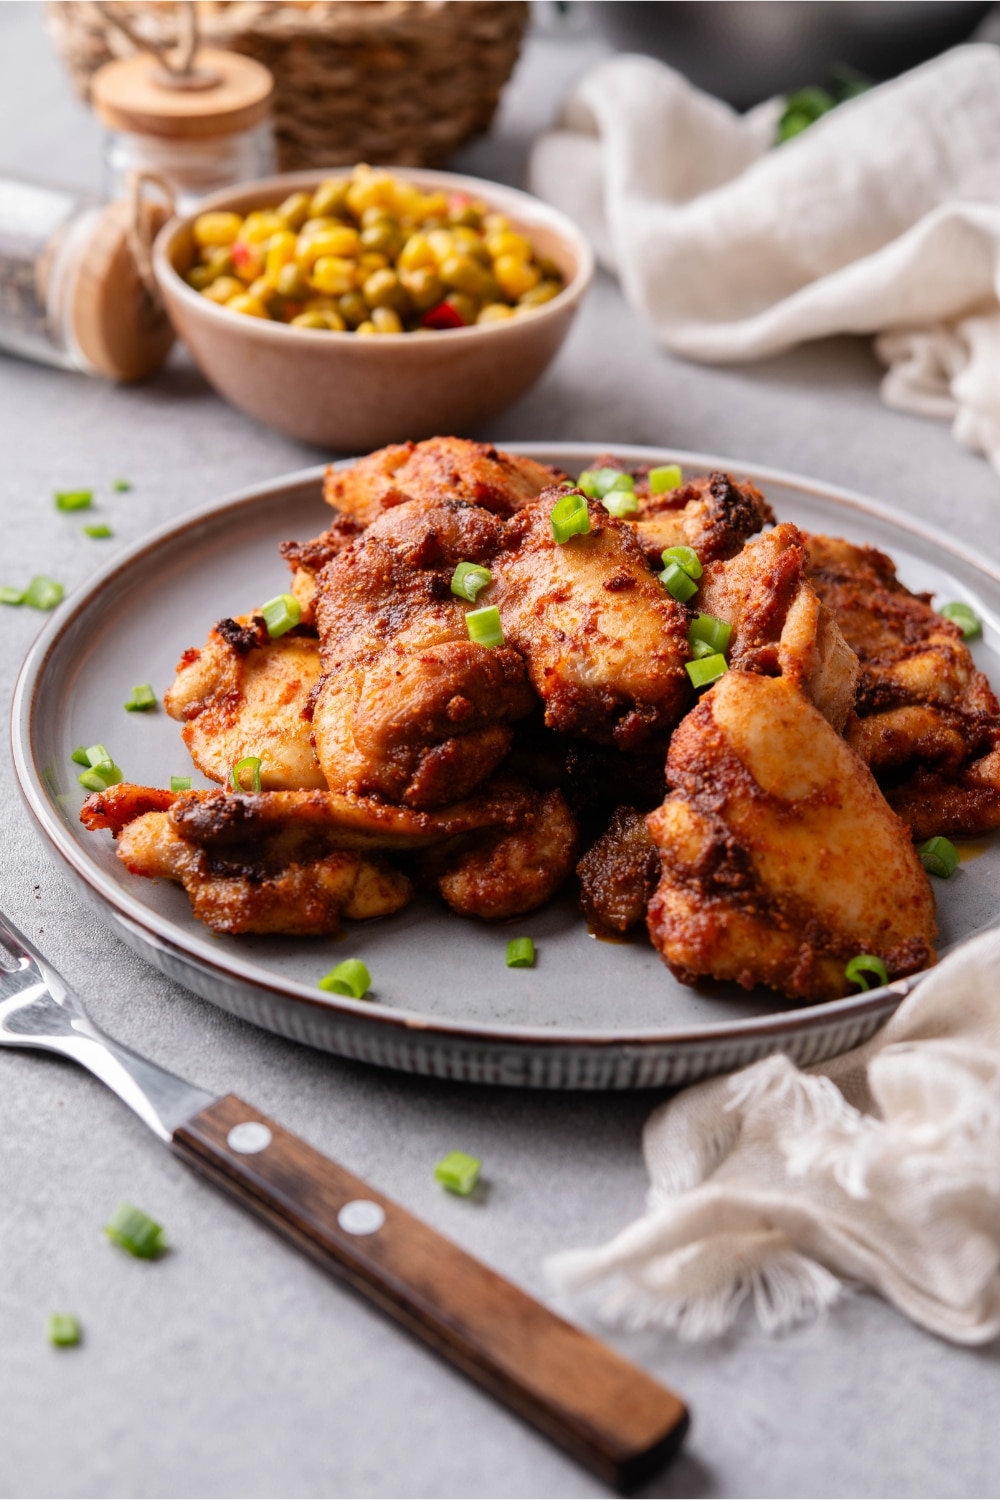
[420,301,467,330]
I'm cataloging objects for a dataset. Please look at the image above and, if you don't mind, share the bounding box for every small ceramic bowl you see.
[153,167,593,451]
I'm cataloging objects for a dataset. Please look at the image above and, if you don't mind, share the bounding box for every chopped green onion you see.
[845,954,889,992]
[557,478,577,490]
[318,958,371,999]
[607,472,635,493]
[576,466,625,500]
[0,585,24,606]
[938,601,982,640]
[689,612,732,655]
[112,478,132,492]
[918,836,959,879]
[466,604,504,649]
[230,756,262,793]
[24,576,64,611]
[690,639,717,660]
[105,1202,167,1259]
[662,546,703,580]
[434,1150,481,1197]
[83,523,113,539]
[260,592,302,639]
[602,490,638,519]
[659,561,699,603]
[506,937,535,968]
[649,464,683,494]
[685,653,727,689]
[124,683,157,712]
[170,775,193,793]
[54,489,93,512]
[550,491,591,544]
[83,743,113,768]
[47,1314,81,1347]
[78,764,123,793]
[451,561,493,603]
[71,745,91,766]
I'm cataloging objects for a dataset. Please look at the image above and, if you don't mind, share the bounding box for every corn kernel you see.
[355,320,377,336]
[477,302,515,324]
[226,292,268,318]
[240,210,285,245]
[309,179,350,218]
[193,211,243,248]
[277,191,312,231]
[486,230,533,262]
[231,241,264,283]
[291,308,346,331]
[310,256,359,295]
[358,251,389,277]
[297,227,361,267]
[493,254,541,301]
[519,278,561,308]
[371,306,403,333]
[440,254,491,297]
[427,229,455,265]
[275,262,309,299]
[398,233,436,273]
[265,231,298,277]
[483,213,510,236]
[346,168,400,218]
[202,275,245,304]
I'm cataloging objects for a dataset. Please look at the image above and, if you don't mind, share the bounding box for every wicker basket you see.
[45,1,530,171]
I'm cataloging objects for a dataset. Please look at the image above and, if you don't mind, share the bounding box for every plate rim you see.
[11,443,998,1054]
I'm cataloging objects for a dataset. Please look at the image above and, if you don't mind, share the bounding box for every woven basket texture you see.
[45,1,529,170]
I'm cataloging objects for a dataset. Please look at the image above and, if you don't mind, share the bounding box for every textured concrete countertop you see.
[2,6,999,1498]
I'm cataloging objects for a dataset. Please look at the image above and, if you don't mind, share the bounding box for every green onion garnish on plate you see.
[47,1313,81,1347]
[24,576,64,610]
[686,653,727,689]
[506,937,535,968]
[938,601,982,640]
[649,464,683,494]
[260,592,302,639]
[550,491,591,544]
[71,745,91,766]
[124,684,157,712]
[230,756,262,793]
[105,1202,167,1259]
[434,1150,481,1197]
[451,561,492,603]
[83,523,113,539]
[76,743,123,792]
[318,958,371,999]
[659,561,699,603]
[465,604,504,648]
[918,836,959,878]
[0,585,25,605]
[54,489,93,512]
[845,954,889,992]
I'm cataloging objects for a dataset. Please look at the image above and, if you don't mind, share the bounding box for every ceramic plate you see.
[12,446,1000,1088]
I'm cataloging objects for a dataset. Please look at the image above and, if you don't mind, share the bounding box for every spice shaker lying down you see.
[0,174,174,380]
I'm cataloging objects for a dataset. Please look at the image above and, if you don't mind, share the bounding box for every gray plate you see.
[12,445,1000,1088]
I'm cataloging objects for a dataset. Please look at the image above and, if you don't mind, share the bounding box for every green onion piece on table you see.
[105,1202,167,1259]
[451,561,492,603]
[938,601,982,640]
[260,592,302,639]
[662,545,703,580]
[506,936,535,968]
[918,836,959,879]
[649,464,683,494]
[686,653,728,689]
[230,756,262,793]
[83,523,113,539]
[434,1150,481,1197]
[54,489,93,512]
[465,604,504,648]
[318,958,371,999]
[170,775,193,793]
[124,683,157,712]
[689,612,732,655]
[602,490,638,519]
[71,745,91,766]
[550,491,591,544]
[112,479,132,492]
[24,576,64,610]
[659,561,699,603]
[47,1313,81,1347]
[0,585,25,605]
[844,954,889,992]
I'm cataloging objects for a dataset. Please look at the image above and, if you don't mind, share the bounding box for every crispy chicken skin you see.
[421,788,577,919]
[279,511,364,627]
[698,523,859,732]
[806,535,1000,838]
[577,805,659,936]
[489,490,692,749]
[165,616,325,791]
[646,672,937,1002]
[323,437,563,527]
[311,497,535,808]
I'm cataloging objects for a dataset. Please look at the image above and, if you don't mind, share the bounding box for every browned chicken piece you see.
[278,511,364,626]
[489,491,691,750]
[806,535,1000,839]
[164,616,326,791]
[577,805,659,936]
[323,436,564,527]
[698,523,859,733]
[311,496,535,808]
[421,788,578,919]
[646,672,937,1002]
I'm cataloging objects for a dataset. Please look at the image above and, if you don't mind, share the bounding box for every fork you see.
[0,910,687,1488]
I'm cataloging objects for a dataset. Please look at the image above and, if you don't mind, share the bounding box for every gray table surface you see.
[3,5,1000,1498]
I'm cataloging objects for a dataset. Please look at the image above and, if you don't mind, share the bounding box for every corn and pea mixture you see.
[186,166,565,334]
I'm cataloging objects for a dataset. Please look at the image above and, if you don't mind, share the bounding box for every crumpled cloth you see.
[529,45,1000,475]
[547,927,1000,1345]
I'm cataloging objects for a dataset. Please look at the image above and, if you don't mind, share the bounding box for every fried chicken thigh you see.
[489,491,692,750]
[646,672,936,1002]
[807,536,1000,838]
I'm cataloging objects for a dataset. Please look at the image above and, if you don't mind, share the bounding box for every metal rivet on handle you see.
[227,1121,273,1154]
[338,1199,385,1236]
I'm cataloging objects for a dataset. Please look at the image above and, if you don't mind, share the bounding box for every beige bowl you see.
[153,167,593,451]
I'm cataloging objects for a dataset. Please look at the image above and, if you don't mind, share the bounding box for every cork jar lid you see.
[72,198,176,382]
[91,48,273,140]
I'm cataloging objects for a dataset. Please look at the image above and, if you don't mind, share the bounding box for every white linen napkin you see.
[547,927,1000,1344]
[529,46,1000,476]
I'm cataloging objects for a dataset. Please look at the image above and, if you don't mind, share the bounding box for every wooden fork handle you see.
[172,1094,688,1488]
